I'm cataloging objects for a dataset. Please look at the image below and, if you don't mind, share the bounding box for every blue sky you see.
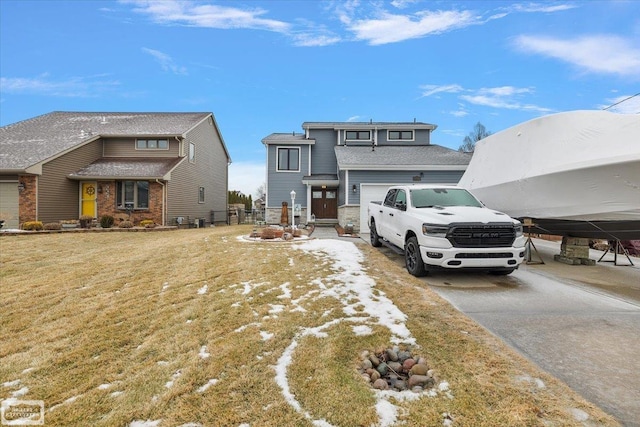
[1,0,639,198]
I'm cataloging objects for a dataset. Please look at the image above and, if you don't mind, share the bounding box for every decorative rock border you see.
[358,346,436,392]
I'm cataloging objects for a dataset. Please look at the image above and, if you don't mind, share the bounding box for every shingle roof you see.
[0,111,211,171]
[261,133,312,144]
[68,157,184,180]
[303,121,437,130]
[334,145,471,169]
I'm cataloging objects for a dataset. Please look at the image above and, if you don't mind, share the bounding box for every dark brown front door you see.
[311,188,337,219]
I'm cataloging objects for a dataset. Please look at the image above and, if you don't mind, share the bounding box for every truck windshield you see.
[410,188,483,208]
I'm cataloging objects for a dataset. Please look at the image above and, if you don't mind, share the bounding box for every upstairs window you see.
[277,147,300,171]
[189,142,196,163]
[388,130,414,141]
[345,130,371,141]
[117,181,149,209]
[136,139,168,149]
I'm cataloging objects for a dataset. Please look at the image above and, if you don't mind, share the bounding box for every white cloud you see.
[0,74,119,97]
[347,9,481,45]
[229,161,265,198]
[513,34,640,77]
[419,84,464,98]
[420,83,552,113]
[122,0,290,32]
[508,3,577,13]
[141,48,187,75]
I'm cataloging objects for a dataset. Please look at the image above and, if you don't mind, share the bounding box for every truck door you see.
[387,189,406,247]
[379,189,397,238]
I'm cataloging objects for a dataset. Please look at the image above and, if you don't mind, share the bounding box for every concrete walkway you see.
[309,225,366,243]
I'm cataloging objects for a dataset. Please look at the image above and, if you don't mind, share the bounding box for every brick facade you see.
[96,181,164,225]
[18,175,37,224]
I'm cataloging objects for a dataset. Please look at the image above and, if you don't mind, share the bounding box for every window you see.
[116,181,149,209]
[189,142,196,163]
[388,130,414,141]
[345,130,371,141]
[277,147,300,171]
[383,189,398,207]
[199,187,205,203]
[136,139,168,149]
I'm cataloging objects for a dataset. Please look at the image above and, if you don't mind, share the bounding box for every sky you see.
[1,0,639,198]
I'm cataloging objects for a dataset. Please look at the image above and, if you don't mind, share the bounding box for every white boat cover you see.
[458,110,640,221]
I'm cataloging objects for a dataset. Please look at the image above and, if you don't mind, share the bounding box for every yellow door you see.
[81,182,97,218]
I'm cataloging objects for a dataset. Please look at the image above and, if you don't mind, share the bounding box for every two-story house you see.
[0,111,231,229]
[262,121,471,233]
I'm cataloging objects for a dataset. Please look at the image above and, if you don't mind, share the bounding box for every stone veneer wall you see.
[338,205,361,232]
[18,175,38,224]
[265,207,308,226]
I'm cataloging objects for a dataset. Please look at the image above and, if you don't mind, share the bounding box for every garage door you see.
[359,184,398,233]
[0,182,19,230]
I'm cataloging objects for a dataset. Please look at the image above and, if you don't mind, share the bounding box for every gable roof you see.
[334,145,471,170]
[0,111,217,172]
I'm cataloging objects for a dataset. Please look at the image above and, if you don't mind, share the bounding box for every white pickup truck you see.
[368,184,526,276]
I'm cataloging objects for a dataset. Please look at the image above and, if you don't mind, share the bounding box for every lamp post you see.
[290,190,296,229]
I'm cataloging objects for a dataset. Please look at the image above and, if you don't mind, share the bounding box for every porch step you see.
[312,219,339,227]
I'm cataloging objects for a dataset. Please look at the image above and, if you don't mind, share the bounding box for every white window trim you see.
[276,146,301,172]
[189,142,196,164]
[344,130,372,142]
[135,139,170,150]
[387,130,415,142]
[198,186,205,204]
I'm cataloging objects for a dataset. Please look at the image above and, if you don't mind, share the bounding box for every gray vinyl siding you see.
[39,140,103,222]
[307,129,337,175]
[166,117,229,223]
[102,137,180,157]
[346,170,465,205]
[337,128,432,146]
[266,144,309,208]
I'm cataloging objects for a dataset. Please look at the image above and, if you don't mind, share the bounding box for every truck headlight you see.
[422,223,449,237]
[514,223,523,237]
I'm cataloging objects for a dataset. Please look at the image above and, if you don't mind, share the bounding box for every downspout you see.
[156,179,166,226]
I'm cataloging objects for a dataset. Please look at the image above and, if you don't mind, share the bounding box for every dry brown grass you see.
[0,226,619,426]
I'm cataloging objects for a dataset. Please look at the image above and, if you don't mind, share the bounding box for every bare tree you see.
[459,122,491,153]
[255,183,266,200]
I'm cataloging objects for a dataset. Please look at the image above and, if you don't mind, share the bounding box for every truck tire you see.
[370,219,382,247]
[405,236,427,276]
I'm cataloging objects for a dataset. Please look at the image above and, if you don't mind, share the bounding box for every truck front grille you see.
[448,224,516,248]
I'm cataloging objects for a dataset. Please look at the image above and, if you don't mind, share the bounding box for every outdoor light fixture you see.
[17,182,26,192]
[290,190,296,228]
[352,184,357,193]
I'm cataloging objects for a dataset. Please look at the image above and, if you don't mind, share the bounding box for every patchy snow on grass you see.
[165,370,182,388]
[196,379,219,393]
[129,420,161,427]
[352,325,373,336]
[199,346,211,359]
[97,383,112,390]
[2,379,21,387]
[271,239,426,427]
[277,282,292,299]
[197,284,208,295]
[49,395,82,412]
[11,386,29,398]
[260,331,274,341]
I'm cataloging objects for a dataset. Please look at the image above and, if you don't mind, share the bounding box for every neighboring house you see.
[261,121,471,232]
[0,111,231,229]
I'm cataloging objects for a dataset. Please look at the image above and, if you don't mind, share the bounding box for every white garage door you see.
[359,184,398,233]
[0,182,19,230]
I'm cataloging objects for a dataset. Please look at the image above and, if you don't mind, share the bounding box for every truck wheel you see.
[405,236,427,277]
[370,219,382,247]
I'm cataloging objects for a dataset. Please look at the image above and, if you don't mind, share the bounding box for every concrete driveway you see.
[364,235,640,427]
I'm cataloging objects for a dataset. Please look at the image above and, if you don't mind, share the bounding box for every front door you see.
[81,182,97,218]
[311,188,337,219]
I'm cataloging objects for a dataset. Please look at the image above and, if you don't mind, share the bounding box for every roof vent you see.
[100,116,108,124]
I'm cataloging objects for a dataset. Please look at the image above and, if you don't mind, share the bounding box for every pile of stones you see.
[357,346,436,392]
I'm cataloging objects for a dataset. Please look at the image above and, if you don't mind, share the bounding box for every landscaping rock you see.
[358,346,437,393]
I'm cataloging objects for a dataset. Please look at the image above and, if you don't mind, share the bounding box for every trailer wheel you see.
[369,219,382,247]
[405,236,427,276]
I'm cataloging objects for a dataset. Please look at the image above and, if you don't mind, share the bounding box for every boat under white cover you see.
[458,110,640,240]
